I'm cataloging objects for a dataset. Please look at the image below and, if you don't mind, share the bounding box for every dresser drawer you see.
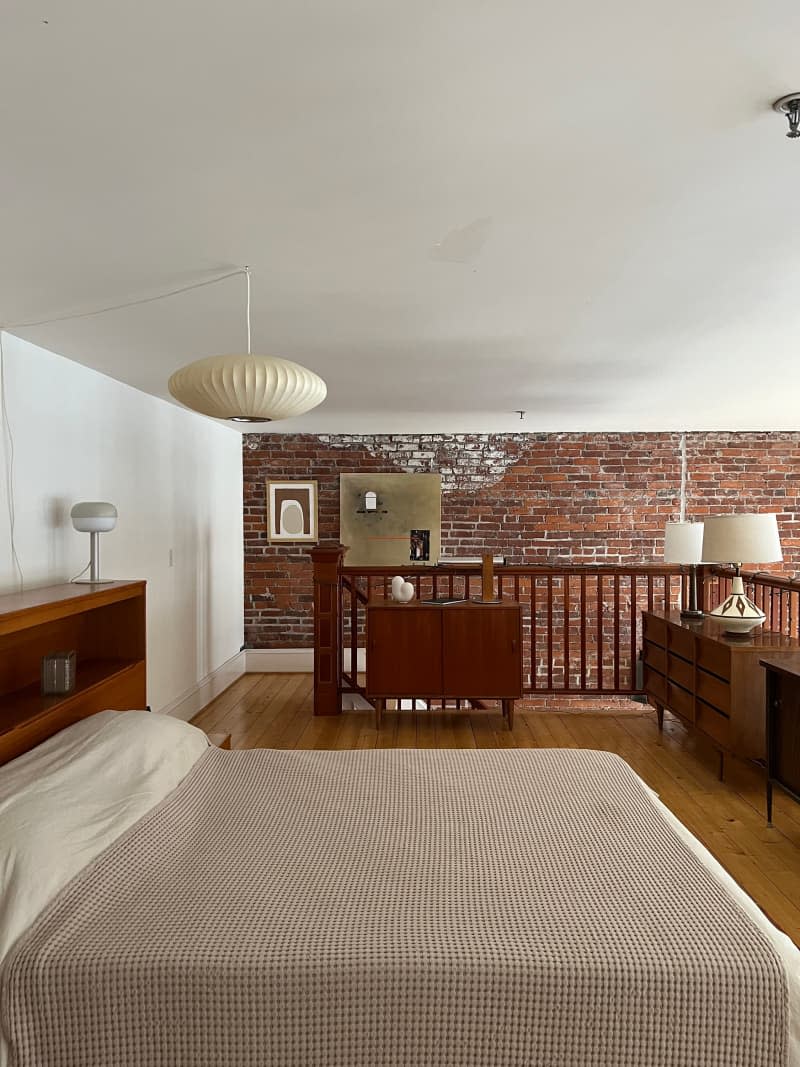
[696,669,731,715]
[696,638,731,681]
[667,653,693,691]
[643,640,666,674]
[696,699,730,749]
[667,625,695,661]
[643,614,666,647]
[644,666,666,703]
[667,681,694,722]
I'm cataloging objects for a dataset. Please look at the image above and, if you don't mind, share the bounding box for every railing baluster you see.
[584,576,588,691]
[630,575,637,691]
[597,574,603,691]
[354,584,360,682]
[547,575,553,690]
[563,575,570,691]
[614,573,620,691]
[531,576,537,691]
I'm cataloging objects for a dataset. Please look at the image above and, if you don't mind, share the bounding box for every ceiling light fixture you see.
[168,267,326,423]
[773,93,800,139]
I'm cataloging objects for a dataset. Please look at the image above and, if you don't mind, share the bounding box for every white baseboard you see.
[246,648,366,672]
[246,648,314,672]
[160,650,247,722]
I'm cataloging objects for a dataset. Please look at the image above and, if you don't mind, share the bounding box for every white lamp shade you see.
[701,513,782,565]
[168,354,327,422]
[70,501,118,533]
[663,522,704,564]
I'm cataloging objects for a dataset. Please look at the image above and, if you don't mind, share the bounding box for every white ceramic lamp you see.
[701,514,782,636]
[70,502,118,584]
[663,522,704,619]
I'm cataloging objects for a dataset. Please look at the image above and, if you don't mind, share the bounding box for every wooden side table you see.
[760,659,800,825]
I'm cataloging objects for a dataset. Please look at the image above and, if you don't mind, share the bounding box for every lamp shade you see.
[70,501,118,533]
[168,354,327,423]
[701,513,782,566]
[663,522,704,564]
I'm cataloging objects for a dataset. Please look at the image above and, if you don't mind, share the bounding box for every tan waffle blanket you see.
[1,747,789,1066]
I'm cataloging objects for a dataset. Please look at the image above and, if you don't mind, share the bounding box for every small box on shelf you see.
[41,651,76,696]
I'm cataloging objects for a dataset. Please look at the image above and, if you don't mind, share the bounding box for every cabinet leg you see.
[766,781,773,826]
[374,698,383,731]
[655,704,664,731]
[503,699,514,730]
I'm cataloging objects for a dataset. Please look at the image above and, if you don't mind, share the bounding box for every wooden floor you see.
[192,673,800,948]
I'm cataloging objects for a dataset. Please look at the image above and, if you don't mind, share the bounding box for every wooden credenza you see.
[760,659,800,824]
[642,610,800,771]
[366,599,523,729]
[0,581,147,765]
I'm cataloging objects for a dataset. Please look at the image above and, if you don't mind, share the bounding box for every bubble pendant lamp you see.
[168,267,326,423]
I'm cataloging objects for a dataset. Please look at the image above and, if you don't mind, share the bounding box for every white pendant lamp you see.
[168,268,326,423]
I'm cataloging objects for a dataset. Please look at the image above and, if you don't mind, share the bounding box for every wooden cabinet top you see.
[759,657,800,682]
[644,609,800,654]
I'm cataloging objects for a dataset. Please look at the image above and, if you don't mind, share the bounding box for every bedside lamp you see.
[70,502,118,584]
[701,514,782,636]
[663,522,704,619]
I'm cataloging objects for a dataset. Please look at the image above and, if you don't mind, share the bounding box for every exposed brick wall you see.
[243,432,800,648]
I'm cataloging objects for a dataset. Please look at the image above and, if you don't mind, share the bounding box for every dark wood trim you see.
[309,544,347,716]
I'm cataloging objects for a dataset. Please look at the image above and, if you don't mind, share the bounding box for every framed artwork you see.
[267,481,318,542]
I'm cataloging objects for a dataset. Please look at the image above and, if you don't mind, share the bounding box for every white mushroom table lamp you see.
[70,502,118,584]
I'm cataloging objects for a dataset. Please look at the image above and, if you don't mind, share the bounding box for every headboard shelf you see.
[0,581,146,765]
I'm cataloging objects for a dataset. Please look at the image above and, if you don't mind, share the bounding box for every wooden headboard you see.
[0,580,146,766]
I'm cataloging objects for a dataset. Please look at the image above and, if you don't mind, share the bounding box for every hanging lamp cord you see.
[0,267,248,332]
[245,266,252,356]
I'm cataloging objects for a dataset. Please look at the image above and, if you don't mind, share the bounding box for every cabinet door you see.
[770,673,800,798]
[366,607,442,696]
[442,607,522,698]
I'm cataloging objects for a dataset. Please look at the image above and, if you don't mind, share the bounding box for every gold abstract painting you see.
[339,473,441,566]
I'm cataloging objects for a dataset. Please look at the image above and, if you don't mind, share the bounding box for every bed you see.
[0,710,798,1066]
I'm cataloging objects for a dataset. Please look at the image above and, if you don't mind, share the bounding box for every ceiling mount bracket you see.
[773,93,800,138]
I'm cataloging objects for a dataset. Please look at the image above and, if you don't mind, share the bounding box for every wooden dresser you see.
[0,581,147,765]
[366,599,523,729]
[642,610,800,770]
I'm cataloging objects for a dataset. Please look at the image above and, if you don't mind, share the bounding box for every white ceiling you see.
[2,0,800,433]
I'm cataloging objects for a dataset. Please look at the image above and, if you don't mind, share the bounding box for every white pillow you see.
[0,710,209,968]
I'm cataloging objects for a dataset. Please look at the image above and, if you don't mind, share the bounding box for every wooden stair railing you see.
[309,551,800,717]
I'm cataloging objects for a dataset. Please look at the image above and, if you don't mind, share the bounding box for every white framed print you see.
[267,481,318,542]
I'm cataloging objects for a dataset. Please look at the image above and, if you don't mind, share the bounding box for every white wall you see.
[0,332,244,712]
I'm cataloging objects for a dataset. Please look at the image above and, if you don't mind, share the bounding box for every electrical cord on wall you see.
[0,331,24,590]
[0,267,248,594]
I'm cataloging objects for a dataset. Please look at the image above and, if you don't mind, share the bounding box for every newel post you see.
[309,544,347,717]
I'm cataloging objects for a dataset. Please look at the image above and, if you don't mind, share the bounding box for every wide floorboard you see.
[192,673,800,948]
